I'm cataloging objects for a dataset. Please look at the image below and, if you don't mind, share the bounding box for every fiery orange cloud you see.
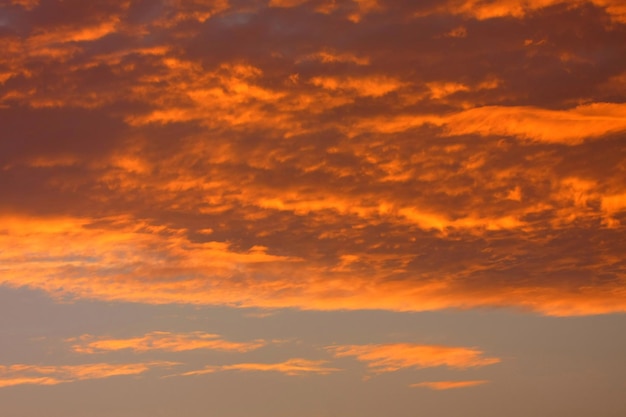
[1,214,625,317]
[310,75,404,97]
[443,103,626,144]
[68,331,266,354]
[0,362,178,388]
[178,359,340,377]
[410,380,490,390]
[349,103,626,144]
[327,344,500,373]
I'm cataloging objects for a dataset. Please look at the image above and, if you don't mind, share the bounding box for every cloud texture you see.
[1,0,625,317]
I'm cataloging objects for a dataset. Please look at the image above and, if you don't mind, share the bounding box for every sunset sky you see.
[1,0,625,416]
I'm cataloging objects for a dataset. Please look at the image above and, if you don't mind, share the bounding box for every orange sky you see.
[0,1,625,416]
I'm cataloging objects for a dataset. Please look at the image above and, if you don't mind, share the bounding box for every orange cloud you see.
[410,380,489,390]
[310,75,405,97]
[327,344,500,373]
[443,103,626,144]
[350,103,626,144]
[426,78,500,100]
[69,331,266,354]
[161,0,230,25]
[32,19,120,44]
[298,49,371,66]
[0,362,178,388]
[178,359,340,377]
[1,213,626,317]
[437,0,626,23]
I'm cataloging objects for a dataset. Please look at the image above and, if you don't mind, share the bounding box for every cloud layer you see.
[1,0,625,316]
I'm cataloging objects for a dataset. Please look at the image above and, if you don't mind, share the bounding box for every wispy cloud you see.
[410,380,490,390]
[68,331,266,354]
[327,344,500,373]
[349,103,626,144]
[0,362,178,388]
[419,0,626,22]
[177,359,340,377]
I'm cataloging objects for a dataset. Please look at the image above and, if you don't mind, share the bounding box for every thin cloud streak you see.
[327,343,500,373]
[176,358,341,377]
[68,331,266,354]
[410,380,490,390]
[0,361,179,388]
[353,103,626,144]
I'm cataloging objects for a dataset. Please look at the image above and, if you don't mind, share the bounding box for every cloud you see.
[1,0,625,317]
[443,103,626,144]
[310,75,405,97]
[430,0,626,23]
[178,358,340,377]
[327,344,500,373]
[410,380,490,390]
[297,49,371,66]
[68,331,266,354]
[349,103,626,144]
[1,212,626,317]
[0,362,178,388]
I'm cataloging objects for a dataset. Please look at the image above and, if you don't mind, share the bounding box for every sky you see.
[0,0,625,416]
